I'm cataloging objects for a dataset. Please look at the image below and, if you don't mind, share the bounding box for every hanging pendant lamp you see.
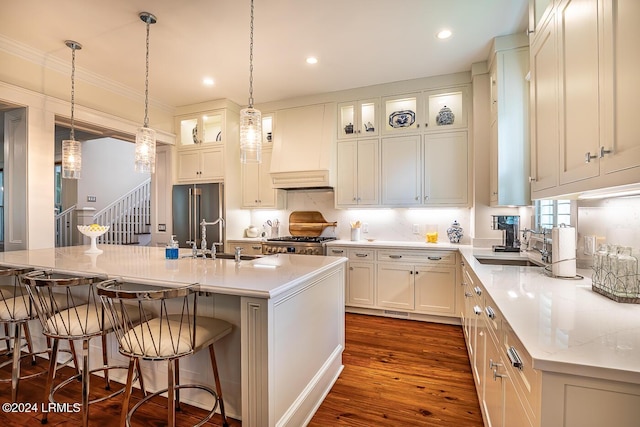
[240,0,262,163]
[135,12,157,173]
[62,40,82,179]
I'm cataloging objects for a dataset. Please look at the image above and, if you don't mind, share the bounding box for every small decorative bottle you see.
[446,220,463,244]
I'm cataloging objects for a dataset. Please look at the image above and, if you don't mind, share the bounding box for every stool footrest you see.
[48,364,134,406]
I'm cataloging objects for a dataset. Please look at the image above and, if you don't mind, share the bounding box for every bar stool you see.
[21,270,145,427]
[0,266,79,402]
[97,280,232,427]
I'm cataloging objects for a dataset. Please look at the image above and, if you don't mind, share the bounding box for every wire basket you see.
[592,245,640,304]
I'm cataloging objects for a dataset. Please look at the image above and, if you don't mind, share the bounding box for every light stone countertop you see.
[328,240,640,385]
[0,245,346,299]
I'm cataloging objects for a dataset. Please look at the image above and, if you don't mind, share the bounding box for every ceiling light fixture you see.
[134,12,157,174]
[203,77,214,86]
[62,40,82,179]
[306,57,318,64]
[240,0,262,164]
[437,29,452,39]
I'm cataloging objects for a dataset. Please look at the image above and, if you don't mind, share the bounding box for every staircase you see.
[55,179,152,247]
[94,179,151,245]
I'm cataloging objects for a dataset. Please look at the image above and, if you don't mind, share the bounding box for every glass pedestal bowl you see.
[77,225,109,254]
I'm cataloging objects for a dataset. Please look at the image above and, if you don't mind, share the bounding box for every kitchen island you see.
[0,245,347,427]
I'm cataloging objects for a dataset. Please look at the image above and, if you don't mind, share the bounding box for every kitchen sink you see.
[474,256,544,267]
[207,253,264,260]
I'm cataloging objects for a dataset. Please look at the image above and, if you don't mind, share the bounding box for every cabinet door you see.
[381,93,421,135]
[242,156,262,207]
[356,139,379,205]
[414,266,456,315]
[336,140,358,205]
[424,87,468,130]
[557,0,600,185]
[490,119,499,204]
[257,148,276,207]
[381,135,421,205]
[347,262,375,307]
[423,131,468,206]
[600,0,640,175]
[376,263,415,310]
[483,334,505,427]
[504,374,534,427]
[530,14,559,193]
[200,147,224,181]
[177,150,202,182]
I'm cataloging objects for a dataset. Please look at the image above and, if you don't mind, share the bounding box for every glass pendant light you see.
[135,12,157,173]
[62,40,82,179]
[240,0,262,163]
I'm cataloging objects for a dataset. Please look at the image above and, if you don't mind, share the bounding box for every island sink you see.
[474,256,544,267]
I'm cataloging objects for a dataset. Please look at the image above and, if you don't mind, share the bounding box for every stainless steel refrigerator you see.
[172,183,224,248]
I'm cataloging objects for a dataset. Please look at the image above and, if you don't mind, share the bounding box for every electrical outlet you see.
[87,195,96,202]
[158,224,167,232]
[412,224,420,234]
[362,223,369,233]
[584,235,596,255]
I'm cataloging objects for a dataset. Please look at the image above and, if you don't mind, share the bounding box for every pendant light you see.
[62,40,82,179]
[134,12,157,173]
[240,0,262,163]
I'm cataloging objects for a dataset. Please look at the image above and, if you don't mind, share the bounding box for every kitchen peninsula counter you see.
[0,245,347,427]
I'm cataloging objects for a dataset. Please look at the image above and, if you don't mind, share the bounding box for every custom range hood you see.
[269,103,335,190]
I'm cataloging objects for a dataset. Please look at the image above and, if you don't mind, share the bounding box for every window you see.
[535,199,573,229]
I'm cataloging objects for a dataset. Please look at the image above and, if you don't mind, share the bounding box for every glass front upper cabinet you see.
[423,88,467,130]
[179,111,224,146]
[338,99,379,139]
[381,94,420,135]
[262,113,273,145]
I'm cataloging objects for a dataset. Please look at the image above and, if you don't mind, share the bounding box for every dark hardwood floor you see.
[0,314,482,426]
[310,313,483,426]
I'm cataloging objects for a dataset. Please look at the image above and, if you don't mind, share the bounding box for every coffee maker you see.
[491,215,520,252]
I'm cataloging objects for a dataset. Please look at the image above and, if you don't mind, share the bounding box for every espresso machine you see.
[491,215,521,252]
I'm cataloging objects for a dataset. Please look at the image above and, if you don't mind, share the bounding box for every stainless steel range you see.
[262,236,336,255]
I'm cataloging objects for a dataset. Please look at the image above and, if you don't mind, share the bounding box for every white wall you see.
[76,137,149,213]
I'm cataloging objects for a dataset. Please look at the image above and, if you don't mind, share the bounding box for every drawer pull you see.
[485,306,495,320]
[473,305,482,315]
[355,253,368,258]
[507,346,523,370]
[331,249,344,254]
[427,256,442,261]
[464,292,472,298]
[251,245,261,250]
[389,255,402,259]
[474,286,482,296]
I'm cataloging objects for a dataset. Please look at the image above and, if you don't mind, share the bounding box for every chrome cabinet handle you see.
[529,176,536,182]
[464,292,472,298]
[427,256,442,261]
[389,255,402,259]
[251,245,261,250]
[331,249,344,254]
[493,369,506,381]
[600,146,612,158]
[585,151,597,163]
[473,305,482,315]
[489,358,502,369]
[474,286,482,296]
[485,306,496,320]
[507,346,523,370]
[355,253,368,257]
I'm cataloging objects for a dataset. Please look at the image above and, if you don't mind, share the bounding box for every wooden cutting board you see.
[289,211,337,236]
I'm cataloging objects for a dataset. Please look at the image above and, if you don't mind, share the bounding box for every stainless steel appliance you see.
[262,236,336,255]
[172,183,224,248]
[491,215,520,252]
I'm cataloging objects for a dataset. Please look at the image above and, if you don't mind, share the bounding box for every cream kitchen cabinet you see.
[328,247,375,308]
[178,111,224,146]
[381,93,421,135]
[528,0,555,42]
[177,146,224,183]
[336,139,379,207]
[422,87,469,131]
[529,11,559,194]
[489,36,531,206]
[337,99,379,139]
[530,0,640,199]
[381,132,469,207]
[241,147,285,209]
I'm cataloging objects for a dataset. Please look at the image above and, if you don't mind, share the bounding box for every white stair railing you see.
[93,179,151,245]
[55,205,77,247]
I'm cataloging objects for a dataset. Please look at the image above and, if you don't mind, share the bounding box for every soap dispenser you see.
[166,235,179,259]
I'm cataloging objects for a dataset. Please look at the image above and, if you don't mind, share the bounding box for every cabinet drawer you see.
[327,247,348,257]
[377,250,457,265]
[503,323,540,421]
[347,248,375,261]
[483,292,502,341]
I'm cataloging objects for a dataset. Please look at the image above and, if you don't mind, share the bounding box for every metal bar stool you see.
[0,266,79,402]
[97,280,232,427]
[21,270,145,427]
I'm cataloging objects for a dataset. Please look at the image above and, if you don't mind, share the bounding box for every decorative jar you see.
[446,220,463,243]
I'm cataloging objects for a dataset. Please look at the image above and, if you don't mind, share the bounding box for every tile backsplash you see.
[248,190,471,244]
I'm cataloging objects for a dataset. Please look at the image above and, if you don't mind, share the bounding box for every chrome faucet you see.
[522,228,552,263]
[234,246,242,262]
[210,242,224,260]
[200,217,225,254]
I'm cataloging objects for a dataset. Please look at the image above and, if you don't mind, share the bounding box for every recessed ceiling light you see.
[203,77,214,86]
[306,57,318,64]
[437,29,452,40]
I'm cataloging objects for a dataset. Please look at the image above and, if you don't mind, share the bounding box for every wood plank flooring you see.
[0,314,482,426]
[310,313,483,426]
